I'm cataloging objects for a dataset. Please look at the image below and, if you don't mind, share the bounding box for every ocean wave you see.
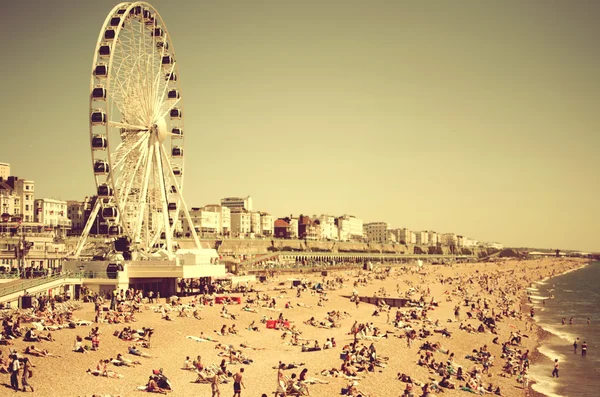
[529,376,565,397]
[537,324,576,342]
[537,345,567,361]
[530,295,552,300]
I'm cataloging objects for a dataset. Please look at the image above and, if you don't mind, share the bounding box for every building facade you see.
[415,231,429,246]
[67,200,86,235]
[220,196,253,213]
[1,176,35,223]
[34,199,72,236]
[428,231,438,246]
[230,211,251,237]
[364,222,390,243]
[0,162,9,180]
[315,215,338,241]
[260,213,275,236]
[181,208,220,236]
[336,215,363,241]
[202,204,231,236]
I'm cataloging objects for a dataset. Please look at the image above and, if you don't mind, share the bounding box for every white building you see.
[415,231,429,245]
[220,196,252,213]
[0,162,9,180]
[288,217,299,239]
[364,222,390,243]
[203,204,231,236]
[0,176,35,223]
[428,231,438,246]
[337,215,363,241]
[33,198,71,236]
[230,211,251,237]
[260,213,275,236]
[250,211,261,235]
[482,241,503,250]
[463,237,479,248]
[315,215,338,241]
[183,208,220,236]
[397,228,410,244]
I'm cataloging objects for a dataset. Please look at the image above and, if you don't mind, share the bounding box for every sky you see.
[0,0,599,252]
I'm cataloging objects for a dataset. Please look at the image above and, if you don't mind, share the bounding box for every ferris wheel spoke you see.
[154,62,176,118]
[111,133,148,177]
[153,142,173,248]
[108,120,148,131]
[117,143,149,213]
[158,97,181,121]
[159,144,201,248]
[132,143,155,246]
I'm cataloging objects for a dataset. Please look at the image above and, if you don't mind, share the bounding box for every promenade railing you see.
[0,271,107,299]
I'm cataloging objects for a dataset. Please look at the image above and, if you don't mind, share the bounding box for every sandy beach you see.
[0,257,585,397]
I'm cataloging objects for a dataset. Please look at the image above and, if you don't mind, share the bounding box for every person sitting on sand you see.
[439,375,456,389]
[24,328,40,342]
[147,375,168,394]
[183,356,193,370]
[73,335,86,353]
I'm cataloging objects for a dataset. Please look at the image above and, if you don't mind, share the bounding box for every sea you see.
[527,260,600,397]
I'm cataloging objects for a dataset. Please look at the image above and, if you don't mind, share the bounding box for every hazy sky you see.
[1,0,598,252]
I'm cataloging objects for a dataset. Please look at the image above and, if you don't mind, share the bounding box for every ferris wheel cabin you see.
[91,135,107,150]
[92,86,107,101]
[91,110,107,125]
[171,146,183,157]
[171,127,183,136]
[170,108,182,119]
[94,64,108,78]
[93,160,109,175]
[102,207,118,220]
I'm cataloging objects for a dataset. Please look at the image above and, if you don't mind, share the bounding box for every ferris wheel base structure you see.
[62,248,227,298]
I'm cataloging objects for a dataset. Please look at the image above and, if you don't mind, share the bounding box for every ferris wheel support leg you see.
[134,144,155,252]
[74,199,102,258]
[154,142,173,254]
[158,144,201,250]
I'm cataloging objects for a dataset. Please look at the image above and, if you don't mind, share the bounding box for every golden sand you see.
[1,257,584,397]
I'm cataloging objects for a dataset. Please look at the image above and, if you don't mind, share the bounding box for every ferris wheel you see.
[75,2,200,258]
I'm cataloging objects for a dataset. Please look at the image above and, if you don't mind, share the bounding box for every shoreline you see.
[524,261,592,397]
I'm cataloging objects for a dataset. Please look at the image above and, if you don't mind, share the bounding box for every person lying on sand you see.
[129,345,151,357]
[111,353,141,366]
[25,344,61,358]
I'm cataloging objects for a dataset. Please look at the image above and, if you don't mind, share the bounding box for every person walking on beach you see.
[21,357,34,392]
[9,353,21,391]
[552,359,559,378]
[581,341,587,356]
[211,371,220,397]
[574,338,579,353]
[233,367,245,397]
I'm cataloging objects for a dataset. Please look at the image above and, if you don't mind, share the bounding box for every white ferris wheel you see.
[75,2,200,258]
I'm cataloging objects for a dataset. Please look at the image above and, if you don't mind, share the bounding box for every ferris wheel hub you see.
[151,116,168,142]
